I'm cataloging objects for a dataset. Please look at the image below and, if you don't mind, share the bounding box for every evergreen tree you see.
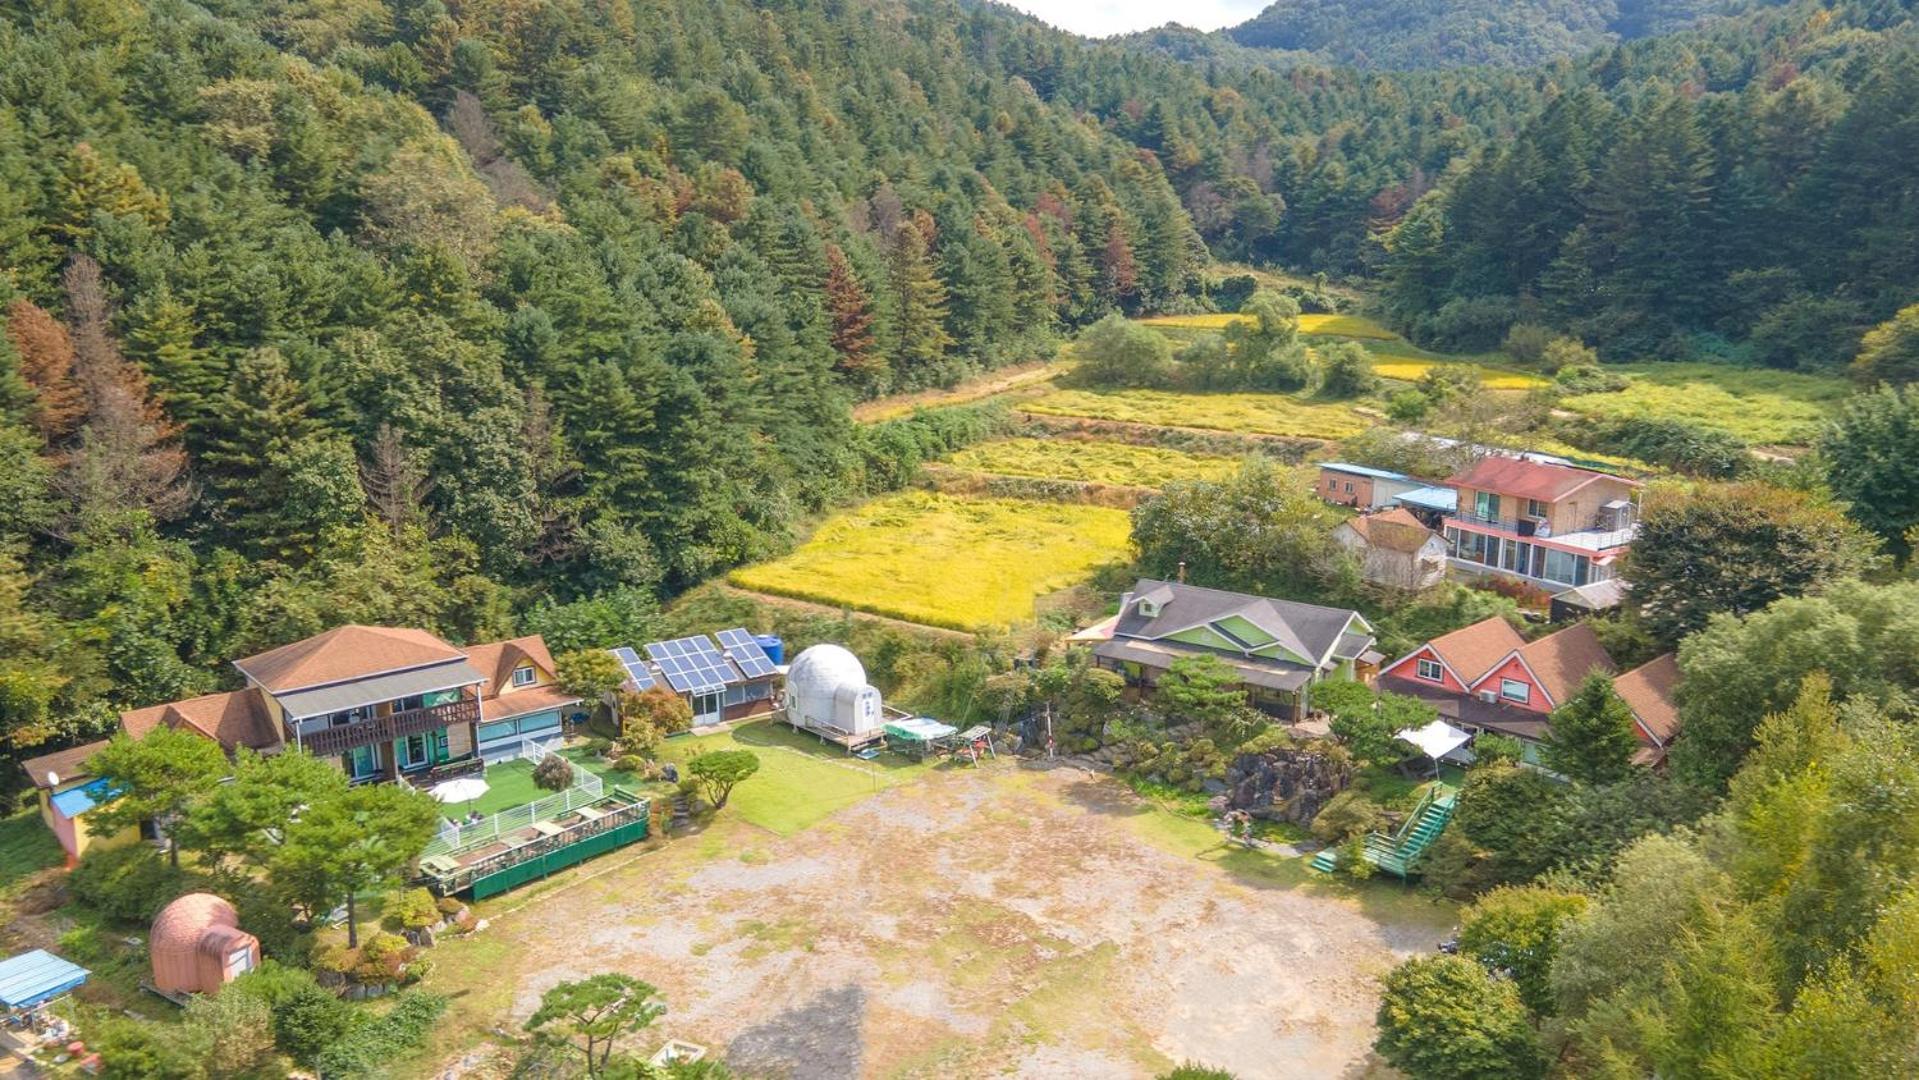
[1543,673,1642,784]
[822,243,880,382]
[884,214,953,382]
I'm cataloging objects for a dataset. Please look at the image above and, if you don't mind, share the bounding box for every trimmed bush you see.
[533,754,575,791]
[69,844,188,921]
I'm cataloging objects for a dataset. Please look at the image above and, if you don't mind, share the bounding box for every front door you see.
[692,690,723,726]
[397,733,428,770]
[345,744,380,781]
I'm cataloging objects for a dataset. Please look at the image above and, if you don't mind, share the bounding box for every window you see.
[1416,658,1444,682]
[1344,481,1355,494]
[1525,498,1548,519]
[1474,491,1501,521]
[511,664,537,687]
[345,745,380,780]
[1500,678,1531,704]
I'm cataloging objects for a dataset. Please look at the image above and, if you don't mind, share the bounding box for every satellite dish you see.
[45,770,60,787]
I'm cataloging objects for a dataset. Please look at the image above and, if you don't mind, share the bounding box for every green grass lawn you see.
[0,807,62,894]
[462,748,648,817]
[1560,362,1854,445]
[658,719,939,835]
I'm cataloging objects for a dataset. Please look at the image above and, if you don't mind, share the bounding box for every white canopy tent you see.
[1396,718,1472,777]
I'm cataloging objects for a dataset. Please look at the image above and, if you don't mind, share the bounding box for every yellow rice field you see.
[1136,312,1397,339]
[940,437,1242,488]
[728,492,1133,631]
[1020,388,1372,438]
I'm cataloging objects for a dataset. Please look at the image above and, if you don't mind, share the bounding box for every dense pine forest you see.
[2,0,1918,773]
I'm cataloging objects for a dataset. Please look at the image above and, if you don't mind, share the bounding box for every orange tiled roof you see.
[1447,456,1636,503]
[119,688,282,754]
[1513,622,1616,706]
[1423,616,1527,685]
[459,635,561,703]
[1613,653,1681,744]
[234,625,466,691]
[1345,508,1440,554]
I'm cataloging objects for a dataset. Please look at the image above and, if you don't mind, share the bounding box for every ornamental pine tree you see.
[1543,672,1642,784]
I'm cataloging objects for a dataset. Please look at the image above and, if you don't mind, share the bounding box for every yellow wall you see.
[39,788,140,867]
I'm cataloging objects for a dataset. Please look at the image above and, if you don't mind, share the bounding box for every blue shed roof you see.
[1394,486,1459,512]
[1317,461,1413,482]
[48,778,120,820]
[0,950,89,1010]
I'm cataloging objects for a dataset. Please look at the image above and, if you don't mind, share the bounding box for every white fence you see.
[422,769,605,859]
[519,730,564,764]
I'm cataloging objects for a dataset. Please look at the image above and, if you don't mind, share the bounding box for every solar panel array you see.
[610,645,657,691]
[715,628,777,679]
[644,635,740,694]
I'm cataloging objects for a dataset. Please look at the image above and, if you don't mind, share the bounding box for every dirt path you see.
[853,361,1065,423]
[435,765,1451,1079]
[714,583,977,641]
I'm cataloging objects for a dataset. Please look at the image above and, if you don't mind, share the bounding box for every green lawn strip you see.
[657,720,937,835]
[463,748,646,817]
[0,808,63,895]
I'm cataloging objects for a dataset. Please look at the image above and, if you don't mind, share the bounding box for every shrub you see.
[533,754,575,791]
[1554,364,1630,394]
[1422,295,1521,352]
[353,932,414,985]
[1338,833,1376,880]
[613,754,649,775]
[1749,294,1865,370]
[233,885,311,962]
[1074,313,1173,388]
[1417,364,1483,404]
[1539,336,1599,373]
[1500,323,1556,365]
[1318,341,1377,398]
[1584,415,1747,477]
[382,888,439,933]
[92,1013,209,1080]
[274,981,358,1065]
[1471,734,1524,767]
[70,844,188,921]
[184,982,276,1076]
[1312,790,1386,843]
[313,991,448,1078]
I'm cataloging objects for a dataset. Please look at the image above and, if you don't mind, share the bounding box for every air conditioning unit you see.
[1476,690,1499,704]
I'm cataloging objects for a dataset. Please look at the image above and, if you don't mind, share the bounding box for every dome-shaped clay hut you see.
[785,644,883,735]
[150,893,259,996]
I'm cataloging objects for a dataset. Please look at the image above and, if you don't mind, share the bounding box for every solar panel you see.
[608,646,657,691]
[716,628,777,679]
[644,635,740,693]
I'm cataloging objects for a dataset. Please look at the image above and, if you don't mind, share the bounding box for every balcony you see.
[1447,511,1635,552]
[299,697,480,757]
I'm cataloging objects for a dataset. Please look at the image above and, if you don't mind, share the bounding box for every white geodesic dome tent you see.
[786,643,883,735]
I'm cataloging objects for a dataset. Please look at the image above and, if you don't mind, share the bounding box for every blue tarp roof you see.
[0,950,89,1010]
[48,777,120,820]
[1395,486,1459,512]
[1317,461,1413,482]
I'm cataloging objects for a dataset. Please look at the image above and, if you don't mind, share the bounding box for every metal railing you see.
[422,788,651,895]
[1448,511,1636,550]
[421,769,606,858]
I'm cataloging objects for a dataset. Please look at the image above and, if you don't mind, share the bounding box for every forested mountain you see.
[0,0,1217,756]
[4,0,1919,773]
[1222,0,1754,69]
[1376,1,1919,365]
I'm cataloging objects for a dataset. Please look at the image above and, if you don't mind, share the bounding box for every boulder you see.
[1220,746,1353,826]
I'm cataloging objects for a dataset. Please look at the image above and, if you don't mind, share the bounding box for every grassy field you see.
[1021,387,1371,438]
[0,809,62,895]
[729,491,1133,631]
[658,720,936,835]
[940,436,1242,488]
[1560,363,1854,444]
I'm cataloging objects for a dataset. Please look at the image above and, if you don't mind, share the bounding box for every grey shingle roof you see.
[1112,579,1368,668]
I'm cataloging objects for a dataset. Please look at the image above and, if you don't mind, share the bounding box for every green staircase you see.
[1310,785,1456,878]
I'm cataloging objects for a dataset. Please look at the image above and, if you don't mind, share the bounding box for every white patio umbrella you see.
[1396,718,1472,779]
[428,776,489,815]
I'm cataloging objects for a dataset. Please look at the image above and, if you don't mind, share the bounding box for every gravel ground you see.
[451,764,1453,1079]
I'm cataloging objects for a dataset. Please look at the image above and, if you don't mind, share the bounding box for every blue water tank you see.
[755,634,785,665]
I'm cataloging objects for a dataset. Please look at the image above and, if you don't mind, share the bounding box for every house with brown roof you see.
[459,635,582,763]
[1613,653,1681,766]
[1444,457,1639,590]
[20,625,581,864]
[1380,617,1680,769]
[1332,508,1448,590]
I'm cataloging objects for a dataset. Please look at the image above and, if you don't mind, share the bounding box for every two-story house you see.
[1442,457,1640,590]
[1082,579,1380,719]
[1380,616,1680,768]
[20,625,580,864]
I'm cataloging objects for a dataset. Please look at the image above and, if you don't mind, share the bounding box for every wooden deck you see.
[778,713,887,752]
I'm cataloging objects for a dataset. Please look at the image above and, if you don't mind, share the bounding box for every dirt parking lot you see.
[429,759,1454,1079]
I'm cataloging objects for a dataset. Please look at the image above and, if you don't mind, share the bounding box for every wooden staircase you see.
[1310,785,1456,878]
